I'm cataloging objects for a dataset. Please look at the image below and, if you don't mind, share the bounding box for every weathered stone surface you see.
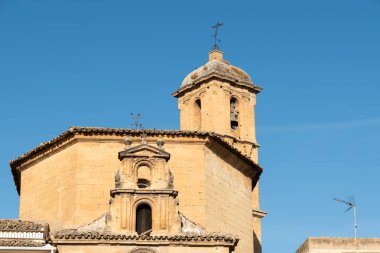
[296,237,380,253]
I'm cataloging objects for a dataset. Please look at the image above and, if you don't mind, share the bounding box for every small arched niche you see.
[230,97,239,130]
[136,203,152,235]
[129,248,157,253]
[137,165,151,188]
[194,99,202,130]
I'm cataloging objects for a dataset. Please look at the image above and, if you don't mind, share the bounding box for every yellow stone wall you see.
[204,146,254,253]
[19,141,81,229]
[178,80,257,144]
[56,245,231,253]
[18,136,208,231]
[18,134,259,253]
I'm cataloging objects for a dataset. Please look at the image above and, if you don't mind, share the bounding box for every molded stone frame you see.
[118,144,171,190]
[108,141,181,235]
[109,189,180,234]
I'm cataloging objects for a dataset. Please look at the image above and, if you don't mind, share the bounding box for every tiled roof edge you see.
[52,230,238,244]
[0,240,46,247]
[0,219,46,231]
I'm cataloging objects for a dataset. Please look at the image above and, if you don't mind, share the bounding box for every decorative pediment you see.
[115,138,173,191]
[118,143,170,161]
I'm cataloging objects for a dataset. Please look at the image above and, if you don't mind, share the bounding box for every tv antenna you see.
[333,196,357,239]
[211,22,223,50]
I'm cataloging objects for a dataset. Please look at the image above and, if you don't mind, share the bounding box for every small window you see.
[136,204,152,235]
[194,99,201,130]
[230,98,239,130]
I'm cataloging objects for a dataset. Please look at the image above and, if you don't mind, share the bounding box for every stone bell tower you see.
[172,49,266,253]
[172,50,262,144]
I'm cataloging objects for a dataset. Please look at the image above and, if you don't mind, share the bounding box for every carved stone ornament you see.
[124,138,132,148]
[156,139,165,150]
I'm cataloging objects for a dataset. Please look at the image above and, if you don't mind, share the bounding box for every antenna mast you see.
[333,197,357,239]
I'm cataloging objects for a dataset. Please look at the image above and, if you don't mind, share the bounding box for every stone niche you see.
[129,249,157,253]
[108,138,181,235]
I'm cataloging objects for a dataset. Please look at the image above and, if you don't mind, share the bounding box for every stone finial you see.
[123,138,132,148]
[156,139,165,150]
[141,132,147,145]
[209,50,223,62]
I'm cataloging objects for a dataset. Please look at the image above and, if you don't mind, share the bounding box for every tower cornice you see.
[172,74,263,98]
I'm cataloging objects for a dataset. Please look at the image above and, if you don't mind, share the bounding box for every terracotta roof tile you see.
[0,219,45,231]
[52,230,238,244]
[0,240,45,247]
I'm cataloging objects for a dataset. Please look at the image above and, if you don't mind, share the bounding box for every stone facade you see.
[9,50,265,253]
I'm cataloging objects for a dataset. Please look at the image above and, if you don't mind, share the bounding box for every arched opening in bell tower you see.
[136,203,152,235]
[194,99,202,130]
[137,165,151,188]
[230,97,239,130]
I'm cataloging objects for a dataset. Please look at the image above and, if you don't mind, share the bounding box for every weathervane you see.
[131,113,143,130]
[333,196,358,240]
[130,113,147,144]
[211,22,223,50]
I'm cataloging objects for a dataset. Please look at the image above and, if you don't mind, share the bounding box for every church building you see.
[4,49,266,253]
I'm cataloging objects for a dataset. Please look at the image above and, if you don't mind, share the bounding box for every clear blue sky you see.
[0,1,379,252]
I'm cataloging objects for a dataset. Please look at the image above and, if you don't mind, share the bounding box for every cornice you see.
[172,74,263,98]
[110,189,178,198]
[252,209,267,219]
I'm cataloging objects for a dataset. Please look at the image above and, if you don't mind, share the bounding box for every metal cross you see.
[211,22,223,50]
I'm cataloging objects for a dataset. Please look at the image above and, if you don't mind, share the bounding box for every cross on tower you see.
[212,22,223,50]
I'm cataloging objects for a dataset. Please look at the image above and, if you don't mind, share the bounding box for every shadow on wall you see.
[254,231,262,253]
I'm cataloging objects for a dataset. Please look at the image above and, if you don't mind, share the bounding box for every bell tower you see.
[172,50,265,253]
[172,50,262,144]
